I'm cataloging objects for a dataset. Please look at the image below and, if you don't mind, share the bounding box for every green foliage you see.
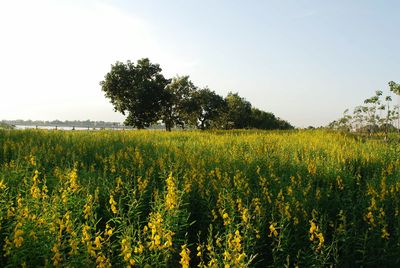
[100,58,292,131]
[0,122,14,130]
[190,88,227,130]
[249,108,294,130]
[224,92,252,129]
[100,58,169,129]
[161,76,197,131]
[329,81,400,134]
[388,81,400,95]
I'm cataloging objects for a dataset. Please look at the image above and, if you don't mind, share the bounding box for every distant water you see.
[15,125,126,131]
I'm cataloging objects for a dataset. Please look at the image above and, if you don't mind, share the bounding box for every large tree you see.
[191,88,226,130]
[161,76,196,131]
[224,92,252,129]
[100,58,168,129]
[249,108,278,129]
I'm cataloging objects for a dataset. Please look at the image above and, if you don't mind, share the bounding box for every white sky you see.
[0,0,195,123]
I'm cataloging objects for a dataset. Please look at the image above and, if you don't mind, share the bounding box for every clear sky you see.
[1,0,399,127]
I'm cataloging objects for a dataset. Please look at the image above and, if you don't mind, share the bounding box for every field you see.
[0,129,400,267]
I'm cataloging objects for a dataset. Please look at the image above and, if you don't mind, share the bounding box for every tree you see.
[329,81,400,134]
[389,81,400,95]
[248,108,294,130]
[190,88,226,130]
[161,76,197,131]
[337,109,353,131]
[100,58,168,129]
[100,58,294,131]
[275,118,294,130]
[389,81,400,131]
[249,108,278,129]
[363,90,383,133]
[352,106,363,131]
[224,92,252,129]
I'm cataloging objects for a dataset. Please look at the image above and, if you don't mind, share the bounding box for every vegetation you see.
[329,81,400,134]
[0,122,14,130]
[100,58,293,131]
[1,129,400,267]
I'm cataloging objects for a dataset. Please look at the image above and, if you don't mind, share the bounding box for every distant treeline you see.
[100,58,293,131]
[1,120,125,129]
[0,122,15,130]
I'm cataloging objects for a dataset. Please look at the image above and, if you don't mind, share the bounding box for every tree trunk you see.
[165,121,172,132]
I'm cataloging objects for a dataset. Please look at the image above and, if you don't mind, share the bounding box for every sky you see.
[0,0,399,127]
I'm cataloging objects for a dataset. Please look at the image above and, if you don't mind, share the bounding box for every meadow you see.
[0,129,399,267]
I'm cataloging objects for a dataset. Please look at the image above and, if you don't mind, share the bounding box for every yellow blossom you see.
[165,173,178,210]
[269,223,278,238]
[179,244,191,268]
[109,194,118,214]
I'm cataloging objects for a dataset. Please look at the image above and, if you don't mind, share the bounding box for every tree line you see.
[1,120,125,129]
[329,81,400,134]
[100,58,293,131]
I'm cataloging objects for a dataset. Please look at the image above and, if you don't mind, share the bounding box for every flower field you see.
[0,129,399,267]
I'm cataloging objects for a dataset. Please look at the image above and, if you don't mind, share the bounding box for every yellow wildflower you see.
[51,243,62,266]
[179,244,191,268]
[109,194,118,214]
[13,228,24,248]
[165,173,178,210]
[269,223,278,238]
[382,227,390,240]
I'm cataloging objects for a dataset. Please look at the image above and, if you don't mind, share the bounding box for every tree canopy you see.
[100,59,168,129]
[329,81,400,134]
[190,88,227,130]
[100,58,293,131]
[161,76,196,131]
[225,92,252,129]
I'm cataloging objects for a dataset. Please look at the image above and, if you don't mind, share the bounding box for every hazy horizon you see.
[1,0,399,128]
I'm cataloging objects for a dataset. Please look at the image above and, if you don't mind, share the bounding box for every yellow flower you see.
[196,244,202,257]
[82,224,91,243]
[309,220,324,250]
[95,236,102,249]
[269,223,278,238]
[134,242,144,254]
[179,244,190,268]
[51,243,62,266]
[309,220,317,240]
[241,208,249,224]
[365,211,375,227]
[13,229,24,248]
[222,212,231,226]
[68,168,79,192]
[146,212,174,251]
[96,253,111,268]
[109,194,118,214]
[316,232,324,250]
[83,195,93,220]
[106,224,113,237]
[165,173,178,210]
[121,237,133,263]
[382,227,390,239]
[0,179,6,190]
[29,155,36,166]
